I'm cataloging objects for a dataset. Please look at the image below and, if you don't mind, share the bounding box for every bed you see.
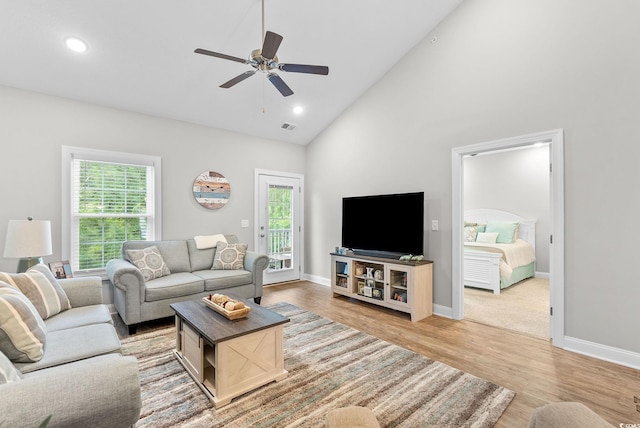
[463,209,536,294]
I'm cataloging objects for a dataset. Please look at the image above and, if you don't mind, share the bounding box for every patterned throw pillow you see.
[0,281,47,363]
[0,351,23,384]
[212,242,248,270]
[126,246,171,282]
[0,263,71,320]
[464,226,478,242]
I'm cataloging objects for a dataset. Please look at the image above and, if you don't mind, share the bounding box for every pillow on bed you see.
[485,221,519,244]
[476,223,486,233]
[464,226,478,242]
[476,232,499,244]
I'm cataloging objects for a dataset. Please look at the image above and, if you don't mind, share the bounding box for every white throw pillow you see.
[194,234,227,250]
[476,232,499,244]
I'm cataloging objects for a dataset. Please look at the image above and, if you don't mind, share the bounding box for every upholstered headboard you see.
[464,209,536,252]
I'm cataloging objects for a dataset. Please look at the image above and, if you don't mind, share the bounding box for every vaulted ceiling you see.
[0,0,463,145]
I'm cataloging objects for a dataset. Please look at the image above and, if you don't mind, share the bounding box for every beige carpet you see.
[464,278,549,339]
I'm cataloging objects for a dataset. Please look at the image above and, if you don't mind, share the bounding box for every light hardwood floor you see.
[261,281,640,427]
[116,280,640,427]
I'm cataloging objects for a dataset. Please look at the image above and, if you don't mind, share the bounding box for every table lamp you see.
[3,217,53,273]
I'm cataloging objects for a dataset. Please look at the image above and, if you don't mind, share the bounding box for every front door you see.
[256,171,302,285]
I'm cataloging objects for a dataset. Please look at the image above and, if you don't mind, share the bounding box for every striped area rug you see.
[122,302,514,427]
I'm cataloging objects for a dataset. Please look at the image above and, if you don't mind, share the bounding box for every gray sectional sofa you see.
[106,235,269,334]
[0,275,141,428]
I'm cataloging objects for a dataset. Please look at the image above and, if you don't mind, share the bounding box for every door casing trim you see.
[451,129,564,347]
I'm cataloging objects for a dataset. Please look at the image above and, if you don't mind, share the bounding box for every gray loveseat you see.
[106,235,269,334]
[0,275,141,428]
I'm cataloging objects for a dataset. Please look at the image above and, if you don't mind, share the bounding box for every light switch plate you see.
[431,220,439,231]
[241,219,249,228]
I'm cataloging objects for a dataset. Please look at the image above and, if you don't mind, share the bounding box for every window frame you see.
[61,146,162,276]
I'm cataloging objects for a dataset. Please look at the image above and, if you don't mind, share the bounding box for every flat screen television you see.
[341,191,424,259]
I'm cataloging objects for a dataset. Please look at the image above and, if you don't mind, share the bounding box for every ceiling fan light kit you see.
[194,1,328,98]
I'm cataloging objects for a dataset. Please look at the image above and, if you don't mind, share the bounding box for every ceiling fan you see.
[194,0,328,97]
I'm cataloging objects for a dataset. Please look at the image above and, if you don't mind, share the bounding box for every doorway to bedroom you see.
[451,129,565,347]
[462,144,550,339]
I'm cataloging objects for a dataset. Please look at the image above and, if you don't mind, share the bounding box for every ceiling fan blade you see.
[220,70,257,88]
[266,73,294,97]
[194,48,248,64]
[279,63,329,75]
[261,31,283,60]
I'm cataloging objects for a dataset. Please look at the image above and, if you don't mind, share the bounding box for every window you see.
[62,147,161,274]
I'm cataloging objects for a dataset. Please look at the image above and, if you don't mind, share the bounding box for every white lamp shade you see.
[3,219,53,258]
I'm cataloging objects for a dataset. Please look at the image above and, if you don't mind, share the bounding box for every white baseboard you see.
[563,336,640,370]
[300,275,640,370]
[535,271,550,279]
[303,274,330,287]
[433,304,453,319]
[430,307,640,369]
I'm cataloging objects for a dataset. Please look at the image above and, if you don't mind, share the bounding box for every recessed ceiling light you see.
[293,105,304,115]
[65,37,87,53]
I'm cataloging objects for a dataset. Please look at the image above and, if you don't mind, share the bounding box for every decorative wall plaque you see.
[192,171,230,210]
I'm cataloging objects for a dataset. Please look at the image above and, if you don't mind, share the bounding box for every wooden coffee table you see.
[170,297,289,408]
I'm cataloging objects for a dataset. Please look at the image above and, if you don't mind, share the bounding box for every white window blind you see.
[62,147,161,274]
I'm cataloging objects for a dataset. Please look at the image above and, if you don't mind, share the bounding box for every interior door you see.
[256,172,302,285]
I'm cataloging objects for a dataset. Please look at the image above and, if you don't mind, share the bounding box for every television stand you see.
[330,252,433,322]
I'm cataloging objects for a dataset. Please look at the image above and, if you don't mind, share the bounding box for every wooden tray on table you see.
[202,297,251,320]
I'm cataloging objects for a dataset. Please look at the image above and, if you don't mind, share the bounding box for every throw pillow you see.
[212,242,248,270]
[464,226,478,242]
[0,263,71,320]
[126,246,171,282]
[0,351,23,384]
[485,221,520,244]
[194,234,227,250]
[0,281,47,363]
[476,232,499,244]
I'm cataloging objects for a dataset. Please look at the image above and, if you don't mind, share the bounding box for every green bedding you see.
[501,262,535,288]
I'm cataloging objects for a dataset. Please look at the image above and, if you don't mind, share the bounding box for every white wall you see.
[0,85,306,273]
[464,145,550,272]
[306,0,640,354]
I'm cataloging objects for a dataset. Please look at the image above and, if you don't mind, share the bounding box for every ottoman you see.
[326,406,380,428]
[528,402,614,428]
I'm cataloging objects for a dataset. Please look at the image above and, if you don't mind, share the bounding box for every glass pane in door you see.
[268,184,293,271]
